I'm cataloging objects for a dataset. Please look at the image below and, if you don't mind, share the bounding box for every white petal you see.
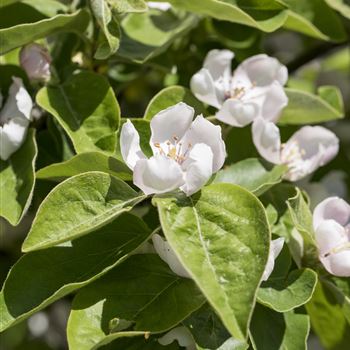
[262,237,284,281]
[120,120,146,170]
[320,250,350,277]
[0,117,29,161]
[235,54,288,86]
[203,49,234,81]
[150,102,194,152]
[152,234,191,278]
[133,155,185,195]
[147,2,171,11]
[181,143,213,196]
[314,220,348,256]
[0,77,33,123]
[158,326,196,349]
[252,118,281,164]
[190,68,222,109]
[313,196,350,230]
[182,115,226,172]
[216,99,258,127]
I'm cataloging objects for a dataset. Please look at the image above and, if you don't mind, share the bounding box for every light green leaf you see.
[36,71,120,154]
[0,0,20,8]
[0,213,151,332]
[0,129,37,226]
[67,254,205,350]
[144,86,206,121]
[325,0,350,20]
[90,0,121,59]
[166,0,288,32]
[0,9,90,55]
[22,172,146,252]
[109,0,147,13]
[278,88,344,125]
[20,0,67,17]
[118,11,198,63]
[250,304,310,350]
[282,0,347,41]
[36,152,131,182]
[154,183,270,341]
[213,158,287,196]
[257,268,317,312]
[317,85,344,113]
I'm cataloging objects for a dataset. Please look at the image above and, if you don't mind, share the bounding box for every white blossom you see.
[313,197,350,277]
[158,326,196,350]
[147,1,171,11]
[190,50,288,127]
[120,102,226,196]
[20,43,51,81]
[262,237,285,281]
[252,118,339,181]
[0,77,33,161]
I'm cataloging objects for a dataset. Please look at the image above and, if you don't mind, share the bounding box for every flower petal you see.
[150,102,194,152]
[235,54,288,86]
[181,143,213,196]
[262,237,284,281]
[216,98,258,127]
[182,115,226,172]
[252,118,281,164]
[313,196,350,230]
[190,68,222,109]
[0,77,33,123]
[147,1,171,11]
[133,155,185,195]
[158,326,196,349]
[203,49,234,81]
[120,120,146,170]
[320,250,350,277]
[0,117,29,161]
[152,234,191,278]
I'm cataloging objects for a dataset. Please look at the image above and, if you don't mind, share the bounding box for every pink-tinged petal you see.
[181,143,213,196]
[216,99,258,127]
[262,237,284,281]
[252,118,281,164]
[320,250,350,277]
[313,196,350,230]
[203,49,234,81]
[182,115,226,172]
[158,326,196,349]
[314,220,348,256]
[133,155,185,195]
[152,234,191,279]
[120,120,146,170]
[150,102,194,151]
[190,68,222,109]
[235,54,288,87]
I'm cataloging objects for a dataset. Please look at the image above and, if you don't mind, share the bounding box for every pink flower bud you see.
[20,43,52,81]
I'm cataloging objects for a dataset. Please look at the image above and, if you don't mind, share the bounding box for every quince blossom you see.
[190,49,288,127]
[20,43,52,81]
[120,102,226,196]
[252,118,339,181]
[313,197,350,277]
[0,77,33,161]
[147,2,171,11]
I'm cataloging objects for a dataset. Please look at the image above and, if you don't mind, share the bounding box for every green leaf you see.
[325,0,350,20]
[250,304,310,350]
[118,11,198,63]
[317,85,344,113]
[257,268,317,312]
[154,183,270,341]
[278,88,344,125]
[36,152,131,182]
[213,158,287,196]
[0,9,90,55]
[108,0,147,13]
[282,0,347,42]
[306,280,350,349]
[67,254,205,350]
[36,71,121,154]
[22,172,145,252]
[144,86,207,121]
[166,0,289,32]
[0,213,151,332]
[0,0,20,8]
[0,129,37,226]
[90,0,121,59]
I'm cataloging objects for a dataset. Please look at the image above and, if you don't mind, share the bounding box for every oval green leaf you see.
[153,183,271,341]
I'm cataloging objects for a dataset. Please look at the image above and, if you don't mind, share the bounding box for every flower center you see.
[154,135,192,165]
[280,140,306,178]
